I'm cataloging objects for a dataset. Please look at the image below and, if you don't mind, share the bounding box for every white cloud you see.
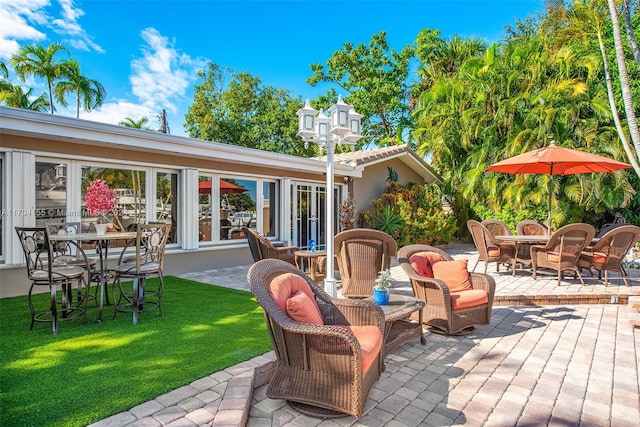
[0,0,103,60]
[0,0,50,59]
[50,0,103,53]
[82,100,156,126]
[129,27,206,116]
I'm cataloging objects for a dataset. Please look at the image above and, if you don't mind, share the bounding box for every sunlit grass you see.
[0,276,271,427]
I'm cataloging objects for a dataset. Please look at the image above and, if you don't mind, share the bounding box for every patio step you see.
[495,293,634,306]
[212,354,276,427]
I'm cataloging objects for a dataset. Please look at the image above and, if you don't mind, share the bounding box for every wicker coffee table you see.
[368,293,426,354]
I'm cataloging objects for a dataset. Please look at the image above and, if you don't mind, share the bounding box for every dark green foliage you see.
[0,277,271,427]
[184,62,318,157]
[359,182,457,246]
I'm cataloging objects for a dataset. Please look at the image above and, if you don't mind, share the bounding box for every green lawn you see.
[0,276,271,427]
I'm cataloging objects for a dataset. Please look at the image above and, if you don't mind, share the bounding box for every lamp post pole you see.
[296,96,362,297]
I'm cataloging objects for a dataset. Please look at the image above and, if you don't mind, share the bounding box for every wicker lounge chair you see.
[398,244,496,335]
[578,224,640,286]
[334,229,397,298]
[530,223,595,286]
[467,220,516,274]
[242,227,298,265]
[247,259,385,418]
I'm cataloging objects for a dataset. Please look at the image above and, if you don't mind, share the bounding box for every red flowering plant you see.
[85,179,117,223]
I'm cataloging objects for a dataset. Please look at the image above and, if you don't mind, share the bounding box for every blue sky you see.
[1,0,544,136]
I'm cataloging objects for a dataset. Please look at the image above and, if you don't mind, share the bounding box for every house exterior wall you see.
[351,158,433,219]
[0,107,440,298]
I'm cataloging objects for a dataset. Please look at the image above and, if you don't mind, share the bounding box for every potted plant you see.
[373,269,393,305]
[85,179,116,235]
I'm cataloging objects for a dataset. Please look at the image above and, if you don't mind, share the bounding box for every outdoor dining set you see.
[15,222,171,334]
[467,219,640,286]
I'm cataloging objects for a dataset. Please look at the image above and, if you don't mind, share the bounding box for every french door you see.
[293,184,324,250]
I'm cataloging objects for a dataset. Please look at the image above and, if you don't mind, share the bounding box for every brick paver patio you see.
[89,241,640,427]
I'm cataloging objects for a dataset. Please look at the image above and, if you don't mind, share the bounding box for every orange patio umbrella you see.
[486,141,631,231]
[198,180,248,194]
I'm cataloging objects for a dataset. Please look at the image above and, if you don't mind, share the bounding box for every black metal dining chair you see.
[15,226,89,334]
[112,223,171,324]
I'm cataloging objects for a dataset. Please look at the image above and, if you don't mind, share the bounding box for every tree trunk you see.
[608,0,640,168]
[597,31,640,176]
[622,0,640,66]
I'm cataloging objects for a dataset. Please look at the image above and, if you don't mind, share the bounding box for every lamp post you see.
[296,96,363,297]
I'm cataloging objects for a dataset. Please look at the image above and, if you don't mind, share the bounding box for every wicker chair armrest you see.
[407,273,452,309]
[279,319,364,355]
[327,298,385,330]
[469,272,496,296]
[275,245,299,253]
[529,244,546,257]
[403,268,448,291]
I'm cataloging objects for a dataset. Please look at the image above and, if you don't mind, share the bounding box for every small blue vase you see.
[373,289,389,305]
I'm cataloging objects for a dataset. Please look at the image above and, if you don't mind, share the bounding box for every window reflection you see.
[35,162,68,226]
[224,178,255,240]
[157,172,178,244]
[81,166,146,233]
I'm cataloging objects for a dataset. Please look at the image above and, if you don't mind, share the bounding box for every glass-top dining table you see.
[48,231,137,322]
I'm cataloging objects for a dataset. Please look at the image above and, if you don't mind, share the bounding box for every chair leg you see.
[50,285,58,335]
[621,269,630,287]
[132,277,140,326]
[157,273,165,318]
[471,259,479,272]
[28,284,36,331]
[575,269,585,286]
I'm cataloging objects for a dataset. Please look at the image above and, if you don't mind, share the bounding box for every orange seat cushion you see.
[286,291,323,324]
[432,259,472,292]
[487,246,500,257]
[337,325,383,374]
[592,252,608,265]
[546,251,577,264]
[450,289,488,309]
[409,252,445,278]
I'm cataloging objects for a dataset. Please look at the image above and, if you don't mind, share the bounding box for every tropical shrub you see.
[358,181,457,246]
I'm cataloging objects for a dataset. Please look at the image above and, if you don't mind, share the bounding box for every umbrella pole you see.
[547,169,553,235]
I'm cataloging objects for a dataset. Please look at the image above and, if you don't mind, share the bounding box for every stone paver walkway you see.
[89,242,640,427]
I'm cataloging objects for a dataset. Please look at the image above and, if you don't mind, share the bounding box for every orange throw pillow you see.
[286,291,323,324]
[269,272,316,312]
[409,252,445,278]
[432,259,472,292]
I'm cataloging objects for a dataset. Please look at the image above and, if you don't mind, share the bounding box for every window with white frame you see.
[197,174,279,243]
[0,154,3,261]
[35,161,68,225]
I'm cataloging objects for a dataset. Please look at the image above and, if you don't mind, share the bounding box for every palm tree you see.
[10,42,69,114]
[54,59,106,118]
[0,61,11,93]
[544,0,640,176]
[0,61,8,79]
[119,116,149,129]
[607,0,640,164]
[0,85,50,111]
